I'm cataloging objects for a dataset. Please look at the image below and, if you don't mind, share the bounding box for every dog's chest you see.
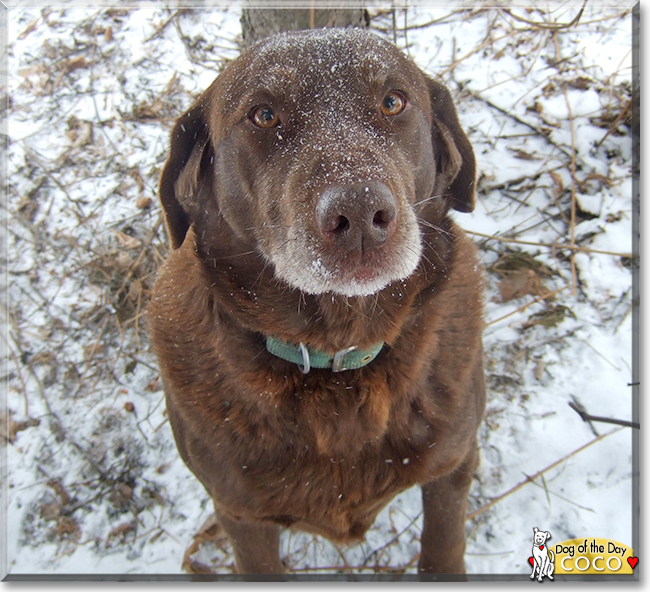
[210,376,443,535]
[237,407,432,542]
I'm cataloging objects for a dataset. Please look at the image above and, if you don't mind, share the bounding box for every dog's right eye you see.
[250,105,279,128]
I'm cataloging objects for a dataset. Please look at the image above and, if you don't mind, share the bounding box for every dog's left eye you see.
[380,91,406,116]
[250,105,279,128]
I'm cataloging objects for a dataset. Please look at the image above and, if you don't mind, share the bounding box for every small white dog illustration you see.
[530,527,554,581]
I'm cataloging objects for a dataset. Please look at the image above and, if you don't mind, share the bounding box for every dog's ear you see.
[159,96,214,249]
[426,78,476,213]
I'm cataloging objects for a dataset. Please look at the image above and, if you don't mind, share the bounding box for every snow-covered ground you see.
[2,1,637,580]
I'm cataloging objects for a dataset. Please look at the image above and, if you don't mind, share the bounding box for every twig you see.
[362,510,422,568]
[467,428,623,520]
[21,144,85,219]
[527,475,595,512]
[579,338,622,371]
[113,215,163,302]
[145,9,185,43]
[568,401,639,429]
[465,229,634,258]
[78,313,110,387]
[9,344,30,416]
[501,2,586,31]
[465,89,573,160]
[552,32,579,295]
[595,97,632,149]
[485,286,569,327]
[403,7,411,58]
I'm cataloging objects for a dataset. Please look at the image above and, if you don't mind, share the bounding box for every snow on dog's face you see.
[160,28,476,297]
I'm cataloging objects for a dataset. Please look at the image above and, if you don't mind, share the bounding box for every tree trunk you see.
[240,4,369,50]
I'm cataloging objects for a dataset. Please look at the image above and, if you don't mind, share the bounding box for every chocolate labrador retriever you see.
[149,28,485,576]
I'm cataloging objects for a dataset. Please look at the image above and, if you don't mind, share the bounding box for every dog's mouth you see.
[263,180,423,297]
[312,251,392,295]
[270,220,422,297]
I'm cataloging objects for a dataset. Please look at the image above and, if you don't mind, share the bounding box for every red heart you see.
[627,557,638,569]
[539,545,544,550]
[528,557,534,566]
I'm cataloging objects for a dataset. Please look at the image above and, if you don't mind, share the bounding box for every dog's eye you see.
[380,91,406,116]
[250,105,279,128]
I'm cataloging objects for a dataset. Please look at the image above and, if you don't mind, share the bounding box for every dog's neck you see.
[187,214,456,352]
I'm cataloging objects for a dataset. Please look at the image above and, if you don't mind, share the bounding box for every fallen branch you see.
[467,428,623,521]
[568,401,639,430]
[501,2,586,31]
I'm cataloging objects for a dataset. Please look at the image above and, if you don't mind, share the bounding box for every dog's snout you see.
[316,181,397,252]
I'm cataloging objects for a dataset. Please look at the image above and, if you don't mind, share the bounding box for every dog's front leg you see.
[216,510,285,575]
[418,446,477,577]
[538,557,549,581]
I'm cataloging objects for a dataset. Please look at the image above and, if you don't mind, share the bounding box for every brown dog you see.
[148,28,485,576]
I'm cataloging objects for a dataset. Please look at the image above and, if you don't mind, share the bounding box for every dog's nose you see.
[316,181,397,252]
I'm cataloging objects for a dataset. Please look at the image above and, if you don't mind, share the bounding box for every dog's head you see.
[160,28,475,297]
[533,527,552,546]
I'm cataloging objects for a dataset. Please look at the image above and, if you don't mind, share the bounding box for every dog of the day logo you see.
[527,528,638,579]
[553,537,637,575]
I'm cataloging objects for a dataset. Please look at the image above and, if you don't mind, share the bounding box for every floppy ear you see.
[159,97,213,249]
[427,78,476,213]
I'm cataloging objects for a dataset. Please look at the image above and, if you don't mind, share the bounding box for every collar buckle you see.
[331,346,358,373]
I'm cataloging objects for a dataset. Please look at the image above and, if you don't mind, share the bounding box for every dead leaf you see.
[493,252,553,278]
[68,122,93,148]
[498,269,545,302]
[549,170,564,197]
[542,83,556,97]
[40,501,62,521]
[107,522,134,546]
[109,482,133,512]
[54,56,90,89]
[133,100,164,120]
[136,197,152,209]
[113,230,141,250]
[155,462,170,474]
[567,77,592,90]
[1,412,41,445]
[511,149,538,161]
[62,56,87,73]
[84,341,105,361]
[18,18,39,40]
[129,168,145,192]
[523,305,576,330]
[48,479,71,505]
[56,516,81,541]
[127,278,143,301]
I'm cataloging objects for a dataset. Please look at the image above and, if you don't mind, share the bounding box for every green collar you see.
[266,337,383,374]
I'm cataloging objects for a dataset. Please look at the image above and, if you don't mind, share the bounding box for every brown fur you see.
[148,28,485,576]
